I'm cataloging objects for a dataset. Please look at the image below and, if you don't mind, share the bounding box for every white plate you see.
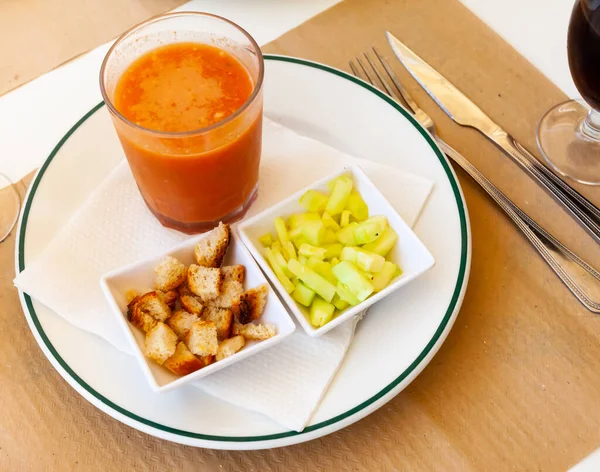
[238,165,435,337]
[15,55,470,449]
[101,230,296,392]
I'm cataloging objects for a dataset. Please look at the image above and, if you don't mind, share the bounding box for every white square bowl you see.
[100,230,296,393]
[238,164,435,337]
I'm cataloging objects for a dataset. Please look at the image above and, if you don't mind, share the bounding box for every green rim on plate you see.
[17,55,468,443]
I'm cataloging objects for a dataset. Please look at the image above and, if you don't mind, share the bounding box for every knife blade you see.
[386,31,600,242]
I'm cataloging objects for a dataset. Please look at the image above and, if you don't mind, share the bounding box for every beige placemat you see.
[3,0,600,470]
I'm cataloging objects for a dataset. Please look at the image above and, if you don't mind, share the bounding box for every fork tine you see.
[363,53,398,101]
[348,60,361,79]
[355,57,377,87]
[372,47,419,114]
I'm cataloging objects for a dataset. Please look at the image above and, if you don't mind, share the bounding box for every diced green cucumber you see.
[309,297,336,327]
[323,243,343,259]
[288,212,320,229]
[336,222,359,246]
[332,261,374,302]
[272,247,294,278]
[332,294,350,311]
[299,243,326,260]
[299,190,328,212]
[283,241,297,260]
[353,215,388,245]
[322,212,341,231]
[346,192,369,221]
[340,246,385,272]
[258,233,273,247]
[340,210,351,228]
[325,177,353,215]
[372,261,400,292]
[274,217,290,244]
[293,281,316,306]
[288,259,336,302]
[300,220,325,246]
[322,229,338,244]
[335,282,361,306]
[264,248,295,293]
[306,258,337,284]
[361,227,398,257]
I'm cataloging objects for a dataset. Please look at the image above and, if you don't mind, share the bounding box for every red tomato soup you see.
[112,42,262,232]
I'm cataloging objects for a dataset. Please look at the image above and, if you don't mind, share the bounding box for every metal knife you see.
[386,31,600,244]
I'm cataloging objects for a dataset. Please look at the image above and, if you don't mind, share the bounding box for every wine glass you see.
[537,0,600,185]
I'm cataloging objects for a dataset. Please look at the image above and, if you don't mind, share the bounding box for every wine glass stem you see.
[581,108,600,141]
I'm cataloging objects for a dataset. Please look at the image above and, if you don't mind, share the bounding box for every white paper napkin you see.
[14,118,433,431]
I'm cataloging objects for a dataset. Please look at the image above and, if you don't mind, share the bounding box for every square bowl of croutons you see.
[238,165,435,338]
[100,223,296,392]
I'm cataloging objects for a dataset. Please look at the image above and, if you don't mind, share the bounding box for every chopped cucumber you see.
[300,220,325,246]
[323,243,343,259]
[272,247,294,278]
[353,215,388,245]
[340,210,351,228]
[283,241,297,260]
[258,233,273,247]
[274,217,290,244]
[335,282,361,306]
[322,212,341,231]
[332,294,350,311]
[322,229,338,244]
[372,261,400,292]
[336,222,359,246]
[299,190,328,212]
[346,192,369,221]
[332,261,374,302]
[310,297,336,327]
[264,248,295,293]
[293,281,316,306]
[361,227,398,257]
[288,259,336,302]
[299,243,327,260]
[288,212,320,229]
[325,177,353,215]
[306,258,337,284]
[340,246,385,272]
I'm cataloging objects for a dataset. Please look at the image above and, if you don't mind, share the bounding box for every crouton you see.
[163,342,204,375]
[129,307,158,333]
[125,289,139,305]
[154,255,187,291]
[201,307,233,341]
[130,291,171,326]
[216,335,245,361]
[194,222,230,268]
[188,265,223,302]
[184,321,219,357]
[235,284,269,324]
[166,309,199,339]
[178,284,204,315]
[144,322,178,365]
[161,290,178,309]
[202,355,215,366]
[206,279,243,309]
[232,322,277,340]
[222,265,245,284]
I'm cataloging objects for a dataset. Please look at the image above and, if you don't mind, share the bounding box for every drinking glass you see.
[100,12,264,233]
[537,0,600,185]
[0,173,20,242]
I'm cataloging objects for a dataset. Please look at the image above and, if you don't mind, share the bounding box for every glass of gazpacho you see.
[100,12,264,233]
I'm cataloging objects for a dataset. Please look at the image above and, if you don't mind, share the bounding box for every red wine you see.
[568,0,600,109]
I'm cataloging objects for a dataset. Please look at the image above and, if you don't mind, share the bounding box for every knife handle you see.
[438,138,600,312]
[489,128,600,243]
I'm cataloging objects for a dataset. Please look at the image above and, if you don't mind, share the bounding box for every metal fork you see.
[350,49,600,312]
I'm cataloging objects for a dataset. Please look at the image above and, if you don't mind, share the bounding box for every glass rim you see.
[99,11,265,138]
